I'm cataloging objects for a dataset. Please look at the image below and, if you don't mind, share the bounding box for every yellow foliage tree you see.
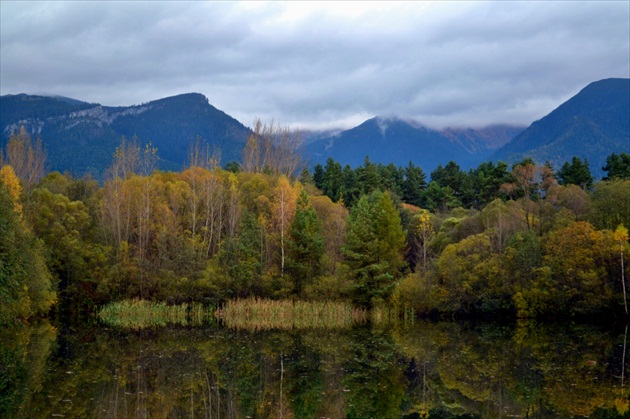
[0,164,22,214]
[614,225,629,315]
[416,209,435,271]
[272,176,300,276]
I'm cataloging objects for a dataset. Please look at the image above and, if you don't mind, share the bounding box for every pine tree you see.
[402,161,426,207]
[313,164,325,190]
[357,156,381,195]
[602,152,630,180]
[342,190,406,308]
[287,190,324,295]
[322,158,343,202]
[557,156,593,189]
[218,212,263,298]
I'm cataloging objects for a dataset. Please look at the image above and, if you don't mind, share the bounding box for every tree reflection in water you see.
[2,319,630,418]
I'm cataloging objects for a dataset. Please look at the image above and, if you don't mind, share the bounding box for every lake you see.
[2,318,629,418]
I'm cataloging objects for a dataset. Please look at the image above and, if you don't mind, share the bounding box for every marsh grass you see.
[98,299,212,329]
[98,298,368,330]
[372,305,416,325]
[215,298,368,331]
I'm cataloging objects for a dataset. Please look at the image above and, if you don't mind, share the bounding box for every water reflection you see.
[2,320,629,418]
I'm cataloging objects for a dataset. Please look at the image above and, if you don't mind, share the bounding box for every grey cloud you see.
[1,1,628,130]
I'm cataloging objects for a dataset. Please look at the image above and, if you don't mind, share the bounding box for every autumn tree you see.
[590,179,630,230]
[613,225,629,315]
[101,136,141,248]
[185,137,222,244]
[225,172,241,239]
[187,136,221,170]
[546,184,591,221]
[242,119,303,177]
[310,194,348,274]
[26,186,107,310]
[501,159,556,232]
[409,209,435,272]
[0,181,55,322]
[480,199,522,254]
[540,221,612,316]
[136,143,158,275]
[436,232,506,314]
[271,176,299,276]
[201,170,227,257]
[4,127,47,189]
[0,165,22,214]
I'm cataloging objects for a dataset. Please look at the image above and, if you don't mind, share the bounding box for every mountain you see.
[441,125,524,154]
[492,78,630,176]
[3,77,625,179]
[304,116,522,172]
[0,93,251,177]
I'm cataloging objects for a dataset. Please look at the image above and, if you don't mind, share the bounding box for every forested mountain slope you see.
[492,78,630,176]
[0,93,251,177]
[304,117,520,171]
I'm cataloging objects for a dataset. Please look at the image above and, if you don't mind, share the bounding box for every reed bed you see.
[215,298,368,331]
[372,305,416,325]
[98,299,212,329]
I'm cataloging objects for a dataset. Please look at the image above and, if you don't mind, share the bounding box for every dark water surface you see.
[3,319,630,418]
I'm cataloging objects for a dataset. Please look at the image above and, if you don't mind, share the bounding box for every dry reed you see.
[98,299,212,329]
[372,305,416,325]
[215,298,368,331]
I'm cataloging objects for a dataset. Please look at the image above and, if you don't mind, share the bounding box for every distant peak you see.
[144,92,209,107]
[373,115,425,128]
[374,116,426,129]
[580,77,630,95]
[175,92,207,99]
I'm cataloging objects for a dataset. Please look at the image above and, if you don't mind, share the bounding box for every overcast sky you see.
[1,1,628,130]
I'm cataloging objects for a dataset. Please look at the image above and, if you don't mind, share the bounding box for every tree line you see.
[1,124,629,322]
[311,152,629,211]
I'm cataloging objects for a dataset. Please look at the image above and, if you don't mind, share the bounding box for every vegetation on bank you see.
[97,299,210,329]
[97,298,366,330]
[1,127,629,323]
[215,298,367,330]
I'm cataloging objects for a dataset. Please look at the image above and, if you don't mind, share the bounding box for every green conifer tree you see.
[287,190,324,295]
[342,190,406,308]
[557,156,594,189]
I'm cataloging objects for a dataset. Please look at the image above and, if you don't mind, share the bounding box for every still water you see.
[3,319,630,418]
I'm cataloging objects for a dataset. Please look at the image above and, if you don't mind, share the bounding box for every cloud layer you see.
[1,1,628,130]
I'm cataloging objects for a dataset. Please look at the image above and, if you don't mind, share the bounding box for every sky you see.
[1,1,629,131]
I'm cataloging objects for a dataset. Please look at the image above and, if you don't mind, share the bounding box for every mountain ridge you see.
[0,93,251,177]
[492,78,630,176]
[2,77,628,178]
[304,116,523,171]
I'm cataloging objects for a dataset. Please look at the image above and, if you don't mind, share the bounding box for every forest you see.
[1,124,629,323]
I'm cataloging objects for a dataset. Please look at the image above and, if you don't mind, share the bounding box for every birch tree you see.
[4,126,47,189]
[614,225,629,315]
[272,176,299,276]
[242,119,303,177]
